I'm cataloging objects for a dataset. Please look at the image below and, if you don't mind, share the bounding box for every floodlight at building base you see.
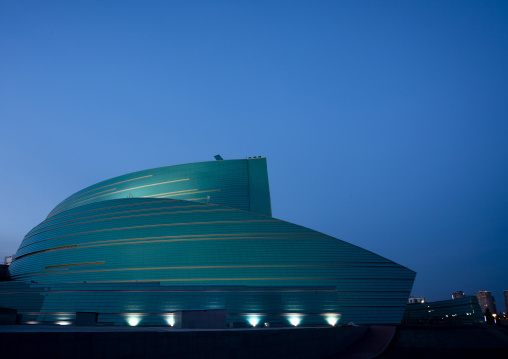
[127,316,141,326]
[164,315,175,326]
[288,316,301,326]
[325,316,340,326]
[247,316,260,327]
[55,321,72,326]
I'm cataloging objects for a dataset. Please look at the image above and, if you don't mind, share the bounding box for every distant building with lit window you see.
[475,290,497,315]
[403,297,484,324]
[3,256,12,266]
[503,290,508,316]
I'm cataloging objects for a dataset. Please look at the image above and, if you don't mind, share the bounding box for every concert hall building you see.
[0,157,415,326]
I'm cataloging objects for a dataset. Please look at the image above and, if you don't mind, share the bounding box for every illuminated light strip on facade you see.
[1,288,340,294]
[57,187,118,207]
[58,175,154,203]
[152,189,222,198]
[31,202,212,232]
[13,245,77,261]
[73,277,412,283]
[12,264,364,279]
[70,232,326,247]
[48,174,155,216]
[25,208,237,239]
[18,219,280,251]
[46,261,106,269]
[76,235,328,249]
[141,189,199,197]
[15,233,328,261]
[49,175,154,213]
[57,178,191,209]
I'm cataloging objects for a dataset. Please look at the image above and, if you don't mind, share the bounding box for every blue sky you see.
[1,1,507,306]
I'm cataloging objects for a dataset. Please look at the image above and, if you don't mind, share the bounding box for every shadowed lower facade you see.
[0,157,415,326]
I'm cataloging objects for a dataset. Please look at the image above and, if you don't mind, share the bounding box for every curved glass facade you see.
[2,157,415,326]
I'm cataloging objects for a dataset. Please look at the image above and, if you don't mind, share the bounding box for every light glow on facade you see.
[127,316,141,326]
[247,316,261,327]
[288,315,301,326]
[164,315,175,326]
[325,316,340,326]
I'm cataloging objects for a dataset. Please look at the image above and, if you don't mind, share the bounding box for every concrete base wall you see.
[174,309,226,329]
[0,265,9,281]
[0,326,366,359]
[75,312,98,327]
[0,307,17,325]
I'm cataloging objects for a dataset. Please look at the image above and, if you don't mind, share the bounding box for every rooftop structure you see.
[408,297,425,304]
[452,291,466,300]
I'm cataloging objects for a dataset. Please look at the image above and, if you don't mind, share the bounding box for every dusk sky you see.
[1,1,507,307]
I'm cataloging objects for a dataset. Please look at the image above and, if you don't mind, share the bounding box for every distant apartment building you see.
[504,290,508,315]
[3,256,12,266]
[452,291,466,300]
[474,290,497,315]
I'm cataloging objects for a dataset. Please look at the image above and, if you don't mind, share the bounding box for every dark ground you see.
[379,324,508,359]
[0,325,366,359]
[0,324,507,358]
